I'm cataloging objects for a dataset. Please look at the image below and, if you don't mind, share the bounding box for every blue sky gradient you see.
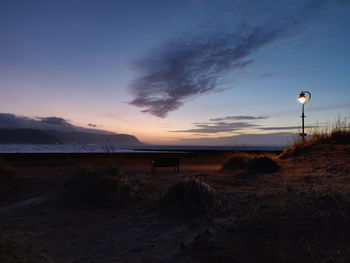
[1,0,349,145]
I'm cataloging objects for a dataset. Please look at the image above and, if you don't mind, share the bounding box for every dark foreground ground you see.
[1,145,350,262]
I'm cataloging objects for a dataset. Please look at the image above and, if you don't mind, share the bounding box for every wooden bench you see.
[151,158,180,174]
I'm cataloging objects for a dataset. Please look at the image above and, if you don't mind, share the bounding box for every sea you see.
[0,144,285,153]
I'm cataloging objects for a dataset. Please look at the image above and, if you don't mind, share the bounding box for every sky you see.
[1,0,350,146]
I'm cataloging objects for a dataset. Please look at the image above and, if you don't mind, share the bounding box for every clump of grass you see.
[0,234,52,263]
[282,117,350,157]
[221,155,250,171]
[63,168,137,206]
[221,154,279,174]
[246,156,279,174]
[159,179,221,217]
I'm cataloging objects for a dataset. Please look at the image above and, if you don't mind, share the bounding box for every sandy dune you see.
[1,146,350,262]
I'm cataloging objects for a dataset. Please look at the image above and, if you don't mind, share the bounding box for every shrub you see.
[246,156,279,174]
[221,155,250,171]
[63,168,137,206]
[329,130,350,144]
[159,179,221,217]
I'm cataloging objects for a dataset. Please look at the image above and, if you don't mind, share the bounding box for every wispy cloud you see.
[170,121,259,134]
[169,116,318,134]
[256,73,276,80]
[259,125,316,131]
[210,115,268,122]
[175,132,292,146]
[129,28,284,118]
[129,0,336,117]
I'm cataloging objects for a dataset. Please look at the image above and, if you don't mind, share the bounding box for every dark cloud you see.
[129,0,335,117]
[0,113,111,134]
[169,114,319,134]
[0,113,58,130]
[210,115,268,122]
[259,125,316,130]
[176,132,292,146]
[257,69,321,80]
[170,121,259,134]
[88,123,97,127]
[39,117,69,125]
[129,28,283,118]
[256,73,276,80]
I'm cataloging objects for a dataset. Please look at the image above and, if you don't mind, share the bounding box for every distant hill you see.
[0,129,61,144]
[0,129,142,145]
[46,130,142,145]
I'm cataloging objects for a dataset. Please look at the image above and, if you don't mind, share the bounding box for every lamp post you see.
[297,91,311,142]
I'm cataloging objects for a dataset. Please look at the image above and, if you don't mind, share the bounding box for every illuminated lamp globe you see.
[298,92,307,104]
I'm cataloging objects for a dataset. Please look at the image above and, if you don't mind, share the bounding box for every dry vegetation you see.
[221,154,279,174]
[221,153,250,171]
[63,167,139,206]
[282,117,350,157]
[159,179,221,218]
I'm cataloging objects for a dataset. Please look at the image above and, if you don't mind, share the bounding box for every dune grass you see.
[63,167,138,206]
[159,179,221,217]
[246,156,279,173]
[221,153,279,174]
[221,154,251,171]
[282,117,350,157]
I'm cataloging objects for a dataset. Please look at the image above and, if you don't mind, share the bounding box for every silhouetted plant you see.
[246,156,279,173]
[64,168,136,206]
[282,117,350,157]
[221,155,250,171]
[159,179,221,217]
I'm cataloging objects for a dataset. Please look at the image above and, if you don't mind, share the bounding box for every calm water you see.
[0,144,285,153]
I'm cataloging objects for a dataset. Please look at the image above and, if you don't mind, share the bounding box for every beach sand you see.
[1,145,350,262]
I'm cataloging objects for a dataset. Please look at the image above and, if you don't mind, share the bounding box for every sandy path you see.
[1,198,214,263]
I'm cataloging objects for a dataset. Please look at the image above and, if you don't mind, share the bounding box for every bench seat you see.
[151,157,180,173]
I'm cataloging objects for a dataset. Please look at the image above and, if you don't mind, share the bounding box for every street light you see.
[297,91,311,142]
